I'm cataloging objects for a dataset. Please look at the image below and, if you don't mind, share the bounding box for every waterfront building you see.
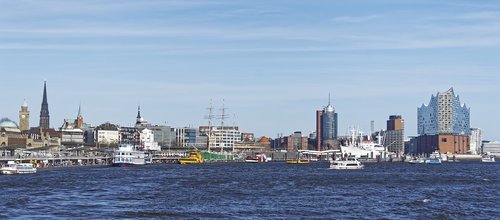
[95,122,120,146]
[316,95,338,151]
[60,129,84,144]
[39,81,50,130]
[175,127,207,149]
[119,127,139,144]
[418,88,470,136]
[27,127,61,148]
[416,88,471,154]
[384,115,405,154]
[234,136,271,152]
[1,118,60,148]
[133,106,175,149]
[139,128,160,151]
[482,141,500,155]
[469,128,482,155]
[241,133,255,142]
[199,126,241,152]
[276,131,309,152]
[59,105,91,145]
[19,100,29,132]
[0,118,23,147]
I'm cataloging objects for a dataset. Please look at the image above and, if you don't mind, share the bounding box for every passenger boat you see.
[178,151,204,164]
[16,163,37,174]
[425,152,442,164]
[245,153,268,163]
[112,144,148,167]
[329,157,364,169]
[286,159,310,164]
[0,161,18,175]
[481,154,496,163]
[407,157,425,164]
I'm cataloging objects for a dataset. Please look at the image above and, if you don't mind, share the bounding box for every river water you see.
[0,161,498,219]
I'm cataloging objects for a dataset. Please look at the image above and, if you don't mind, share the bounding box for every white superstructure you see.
[112,144,149,166]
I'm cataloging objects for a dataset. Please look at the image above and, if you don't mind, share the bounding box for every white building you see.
[61,128,84,144]
[469,128,482,155]
[96,130,120,145]
[207,126,241,153]
[140,128,160,151]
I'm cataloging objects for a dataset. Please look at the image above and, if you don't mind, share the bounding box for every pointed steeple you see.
[136,105,143,126]
[43,81,48,104]
[76,103,84,129]
[77,103,82,118]
[39,80,50,129]
[137,105,141,120]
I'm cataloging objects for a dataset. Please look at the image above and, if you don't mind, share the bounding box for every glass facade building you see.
[418,88,470,135]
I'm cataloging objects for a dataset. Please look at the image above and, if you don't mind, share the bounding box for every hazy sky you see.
[1,0,499,140]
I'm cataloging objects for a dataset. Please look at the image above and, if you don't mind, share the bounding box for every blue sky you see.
[1,0,500,140]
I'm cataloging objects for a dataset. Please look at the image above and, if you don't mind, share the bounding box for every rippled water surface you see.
[1,162,498,219]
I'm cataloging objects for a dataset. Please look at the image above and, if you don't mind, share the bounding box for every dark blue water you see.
[1,162,498,219]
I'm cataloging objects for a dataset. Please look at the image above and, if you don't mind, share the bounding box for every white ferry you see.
[425,152,442,164]
[17,163,37,174]
[0,161,18,175]
[112,145,148,167]
[0,161,37,174]
[330,156,364,170]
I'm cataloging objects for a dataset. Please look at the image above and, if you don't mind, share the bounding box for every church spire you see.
[42,81,48,105]
[39,80,50,129]
[137,105,141,120]
[77,103,82,118]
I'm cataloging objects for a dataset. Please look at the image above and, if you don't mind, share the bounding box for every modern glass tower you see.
[321,102,338,141]
[316,95,338,150]
[417,88,470,135]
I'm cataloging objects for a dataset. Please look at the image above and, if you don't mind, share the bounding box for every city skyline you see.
[1,1,500,140]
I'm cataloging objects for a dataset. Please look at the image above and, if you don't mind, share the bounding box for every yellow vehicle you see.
[286,159,310,164]
[178,151,204,164]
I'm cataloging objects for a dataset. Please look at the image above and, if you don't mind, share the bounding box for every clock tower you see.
[19,100,30,132]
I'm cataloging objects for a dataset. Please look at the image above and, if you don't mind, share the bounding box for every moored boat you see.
[481,154,495,163]
[16,163,37,174]
[286,159,310,164]
[112,144,148,167]
[0,161,18,175]
[245,153,268,163]
[425,152,442,164]
[178,151,204,164]
[407,157,425,164]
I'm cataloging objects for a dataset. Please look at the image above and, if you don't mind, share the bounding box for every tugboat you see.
[178,151,204,164]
